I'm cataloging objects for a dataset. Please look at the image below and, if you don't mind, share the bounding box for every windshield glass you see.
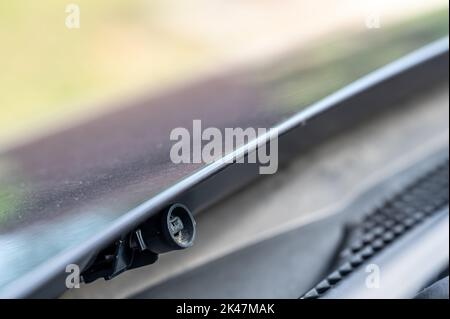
[0,0,448,294]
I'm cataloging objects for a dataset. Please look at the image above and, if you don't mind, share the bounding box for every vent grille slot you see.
[302,160,449,299]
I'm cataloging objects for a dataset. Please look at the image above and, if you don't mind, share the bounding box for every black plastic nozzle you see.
[82,203,196,282]
[134,204,196,254]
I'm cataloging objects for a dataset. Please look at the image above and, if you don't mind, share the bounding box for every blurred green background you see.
[0,0,448,151]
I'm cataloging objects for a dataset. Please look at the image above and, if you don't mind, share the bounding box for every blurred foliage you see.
[264,9,449,113]
[1,2,448,150]
[0,160,21,224]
